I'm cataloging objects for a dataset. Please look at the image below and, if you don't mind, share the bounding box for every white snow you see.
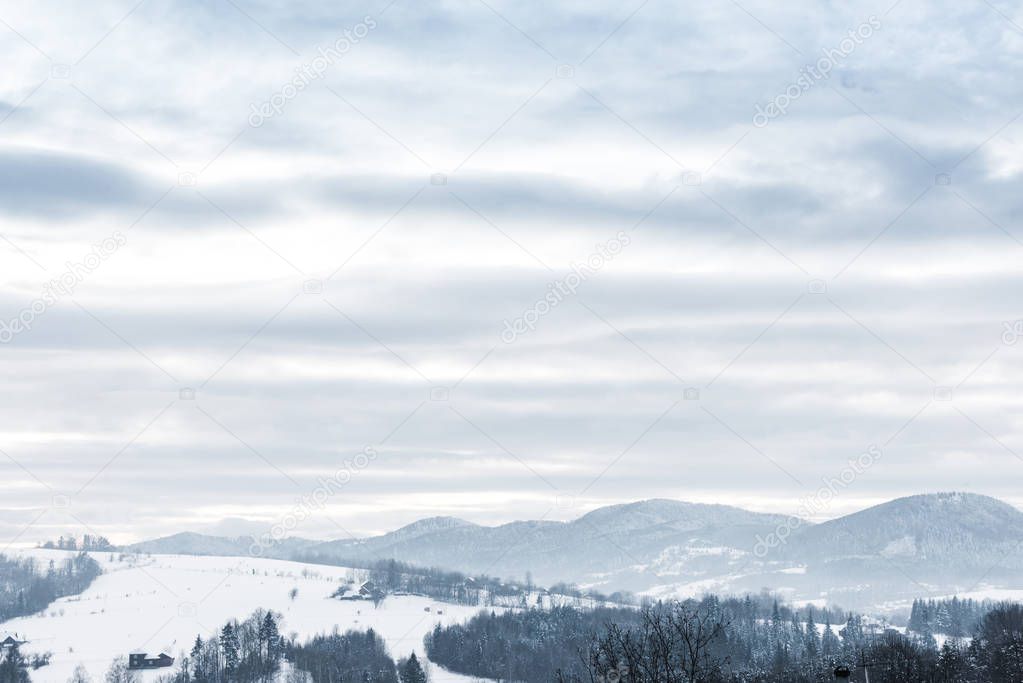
[932,587,1023,602]
[640,574,742,599]
[787,597,827,609]
[2,550,493,683]
[879,536,917,558]
[648,545,746,576]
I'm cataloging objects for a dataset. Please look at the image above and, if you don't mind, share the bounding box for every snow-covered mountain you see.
[685,492,1023,609]
[125,531,315,557]
[788,492,1023,565]
[781,490,1023,560]
[127,493,1023,610]
[767,493,1023,606]
[260,499,795,589]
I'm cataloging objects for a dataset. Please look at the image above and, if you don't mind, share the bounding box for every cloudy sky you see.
[1,0,1022,546]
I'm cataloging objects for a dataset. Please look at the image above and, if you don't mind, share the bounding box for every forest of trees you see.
[906,598,995,638]
[295,553,488,605]
[0,553,102,621]
[294,555,634,609]
[0,645,32,683]
[426,604,640,681]
[154,610,285,683]
[287,629,398,683]
[149,610,428,683]
[426,595,1023,682]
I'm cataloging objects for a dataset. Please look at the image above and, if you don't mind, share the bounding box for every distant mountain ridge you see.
[782,492,1023,572]
[124,531,316,557]
[289,498,800,583]
[125,493,1023,610]
[126,498,798,581]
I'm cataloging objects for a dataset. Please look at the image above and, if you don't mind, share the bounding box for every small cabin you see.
[0,634,23,650]
[128,652,175,669]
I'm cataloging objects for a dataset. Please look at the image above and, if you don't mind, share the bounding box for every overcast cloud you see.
[1,0,1022,545]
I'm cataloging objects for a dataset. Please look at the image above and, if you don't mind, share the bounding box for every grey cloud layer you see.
[1,0,1022,544]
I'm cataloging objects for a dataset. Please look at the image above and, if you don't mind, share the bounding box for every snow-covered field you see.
[932,587,1023,603]
[2,550,492,683]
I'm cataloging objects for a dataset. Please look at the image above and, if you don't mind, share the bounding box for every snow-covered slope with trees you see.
[1,550,492,683]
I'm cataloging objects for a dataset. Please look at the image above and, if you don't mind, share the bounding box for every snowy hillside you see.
[1,550,493,683]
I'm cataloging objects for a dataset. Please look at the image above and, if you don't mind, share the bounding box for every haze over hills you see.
[787,492,1023,564]
[125,493,1023,610]
[770,493,1023,604]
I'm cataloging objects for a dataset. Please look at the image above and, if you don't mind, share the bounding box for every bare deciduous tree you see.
[586,600,729,683]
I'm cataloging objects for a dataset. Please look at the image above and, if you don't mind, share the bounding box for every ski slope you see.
[2,550,492,683]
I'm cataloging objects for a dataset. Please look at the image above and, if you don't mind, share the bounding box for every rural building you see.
[128,652,175,669]
[0,633,23,649]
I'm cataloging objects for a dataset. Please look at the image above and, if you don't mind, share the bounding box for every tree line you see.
[0,553,102,622]
[907,597,997,638]
[426,593,1023,682]
[111,610,431,683]
[293,555,635,609]
[40,536,114,552]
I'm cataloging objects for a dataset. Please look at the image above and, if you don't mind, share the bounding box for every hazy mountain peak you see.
[574,498,798,530]
[787,491,1023,570]
[388,516,477,538]
[891,491,1018,510]
[825,491,1022,525]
